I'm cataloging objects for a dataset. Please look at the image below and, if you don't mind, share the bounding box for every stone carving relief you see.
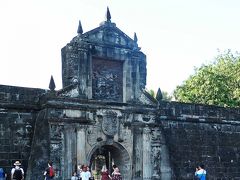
[50,125,64,140]
[101,111,118,137]
[151,128,162,178]
[50,124,64,178]
[152,146,161,177]
[152,128,161,141]
[92,58,123,101]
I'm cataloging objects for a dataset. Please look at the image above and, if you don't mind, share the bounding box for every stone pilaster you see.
[64,126,77,179]
[133,127,143,179]
[77,127,87,165]
[142,126,152,179]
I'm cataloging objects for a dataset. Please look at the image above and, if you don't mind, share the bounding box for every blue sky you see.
[0,0,240,94]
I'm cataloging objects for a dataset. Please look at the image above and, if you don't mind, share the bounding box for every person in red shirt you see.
[100,165,110,180]
[111,165,122,180]
[43,161,55,180]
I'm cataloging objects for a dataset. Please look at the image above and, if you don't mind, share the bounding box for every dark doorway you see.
[89,144,131,180]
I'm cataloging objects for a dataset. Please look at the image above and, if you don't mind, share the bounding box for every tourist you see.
[11,161,24,180]
[43,160,55,180]
[71,172,78,180]
[195,164,206,180]
[80,165,91,180]
[100,165,110,180]
[111,165,122,180]
[0,167,6,180]
[87,166,94,180]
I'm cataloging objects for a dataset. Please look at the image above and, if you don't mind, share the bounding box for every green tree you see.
[147,88,173,101]
[148,89,156,98]
[162,91,173,101]
[174,50,240,107]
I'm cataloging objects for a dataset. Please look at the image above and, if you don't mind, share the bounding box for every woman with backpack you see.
[44,161,55,180]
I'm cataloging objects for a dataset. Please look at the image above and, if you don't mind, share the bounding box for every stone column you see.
[64,127,72,178]
[133,127,143,179]
[77,127,87,166]
[142,126,152,179]
[64,126,76,179]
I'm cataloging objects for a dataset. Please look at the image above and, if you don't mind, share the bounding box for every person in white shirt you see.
[195,164,206,180]
[80,165,92,180]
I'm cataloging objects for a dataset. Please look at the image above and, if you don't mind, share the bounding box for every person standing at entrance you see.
[111,165,122,180]
[100,165,110,180]
[80,165,91,180]
[11,161,24,180]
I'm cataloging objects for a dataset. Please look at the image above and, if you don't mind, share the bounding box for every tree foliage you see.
[147,89,173,101]
[174,50,240,107]
[162,91,173,101]
[148,89,156,98]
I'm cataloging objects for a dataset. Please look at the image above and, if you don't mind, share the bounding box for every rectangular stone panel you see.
[92,58,123,101]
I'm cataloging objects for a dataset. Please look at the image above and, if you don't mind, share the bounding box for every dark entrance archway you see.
[88,143,131,180]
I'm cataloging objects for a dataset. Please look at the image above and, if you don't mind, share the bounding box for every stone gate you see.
[0,8,240,180]
[25,8,172,180]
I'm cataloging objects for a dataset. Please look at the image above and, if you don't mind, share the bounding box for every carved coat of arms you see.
[102,112,118,137]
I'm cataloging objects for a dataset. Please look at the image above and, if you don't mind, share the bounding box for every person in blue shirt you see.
[195,164,206,180]
[0,168,7,180]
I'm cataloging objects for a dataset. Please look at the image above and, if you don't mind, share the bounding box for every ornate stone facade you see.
[0,8,240,180]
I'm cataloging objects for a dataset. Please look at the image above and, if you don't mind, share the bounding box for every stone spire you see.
[134,32,138,43]
[156,88,163,102]
[106,7,111,22]
[77,20,83,34]
[49,75,56,91]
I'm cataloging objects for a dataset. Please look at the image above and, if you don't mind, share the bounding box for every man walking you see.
[11,161,24,180]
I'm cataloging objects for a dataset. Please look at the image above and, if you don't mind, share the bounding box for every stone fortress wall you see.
[0,8,240,180]
[0,85,239,179]
[0,85,45,178]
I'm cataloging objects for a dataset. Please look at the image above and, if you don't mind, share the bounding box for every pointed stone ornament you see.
[106,7,111,22]
[49,75,56,91]
[77,20,83,34]
[134,32,138,43]
[156,88,163,102]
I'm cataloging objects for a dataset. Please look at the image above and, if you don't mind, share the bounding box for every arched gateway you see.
[88,142,131,180]
[26,8,172,180]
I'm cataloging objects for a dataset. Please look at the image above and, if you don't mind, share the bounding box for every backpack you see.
[49,166,55,177]
[13,168,23,180]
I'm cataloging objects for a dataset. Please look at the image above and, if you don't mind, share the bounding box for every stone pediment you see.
[77,21,139,50]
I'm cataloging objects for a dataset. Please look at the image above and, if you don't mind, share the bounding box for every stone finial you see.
[106,7,111,22]
[134,32,138,43]
[77,20,83,34]
[156,88,163,102]
[49,75,56,91]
